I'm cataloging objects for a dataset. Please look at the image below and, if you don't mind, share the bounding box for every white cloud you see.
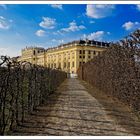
[50,4,63,10]
[83,31,106,41]
[0,16,5,20]
[39,17,56,29]
[35,29,46,37]
[51,39,64,45]
[53,30,64,36]
[0,16,10,29]
[58,39,64,44]
[0,4,7,10]
[86,5,115,19]
[52,39,57,42]
[0,47,20,57]
[136,5,140,11]
[0,47,7,55]
[61,21,86,32]
[122,21,140,31]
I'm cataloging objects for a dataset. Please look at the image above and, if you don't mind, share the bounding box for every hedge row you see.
[0,58,67,135]
[77,29,140,115]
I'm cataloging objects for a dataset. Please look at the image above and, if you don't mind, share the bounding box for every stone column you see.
[91,50,94,59]
[85,50,88,63]
[61,53,64,70]
[56,53,59,68]
[75,50,79,74]
[70,51,72,73]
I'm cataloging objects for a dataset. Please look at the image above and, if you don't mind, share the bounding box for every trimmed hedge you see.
[0,59,67,135]
[77,29,140,115]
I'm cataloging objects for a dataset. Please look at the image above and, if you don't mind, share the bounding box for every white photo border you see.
[0,1,140,139]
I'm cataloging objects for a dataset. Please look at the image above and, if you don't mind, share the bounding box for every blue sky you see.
[0,4,140,57]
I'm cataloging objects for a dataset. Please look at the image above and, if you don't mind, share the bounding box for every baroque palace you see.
[18,40,109,75]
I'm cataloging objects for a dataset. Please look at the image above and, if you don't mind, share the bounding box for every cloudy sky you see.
[0,4,140,57]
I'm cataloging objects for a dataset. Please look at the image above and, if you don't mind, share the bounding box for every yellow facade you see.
[18,40,109,74]
[18,47,45,65]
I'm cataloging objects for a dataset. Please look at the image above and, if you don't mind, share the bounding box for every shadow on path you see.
[11,78,140,136]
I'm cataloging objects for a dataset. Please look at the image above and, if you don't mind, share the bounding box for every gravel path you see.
[12,78,140,136]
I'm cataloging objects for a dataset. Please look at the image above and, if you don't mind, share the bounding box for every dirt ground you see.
[12,78,140,136]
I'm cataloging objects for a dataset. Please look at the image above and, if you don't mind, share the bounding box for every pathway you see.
[12,78,140,135]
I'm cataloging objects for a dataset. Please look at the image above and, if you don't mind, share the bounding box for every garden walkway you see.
[13,78,140,135]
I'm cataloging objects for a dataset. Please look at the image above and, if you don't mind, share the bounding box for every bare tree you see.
[77,29,140,116]
[0,56,67,135]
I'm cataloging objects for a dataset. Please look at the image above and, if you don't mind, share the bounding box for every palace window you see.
[72,62,74,67]
[88,56,91,59]
[33,50,36,55]
[88,50,91,54]
[83,55,85,59]
[83,50,85,54]
[58,63,61,69]
[68,62,70,68]
[54,63,56,68]
[64,62,66,68]
[93,51,96,55]
[79,56,82,58]
[79,50,82,54]
[79,62,82,66]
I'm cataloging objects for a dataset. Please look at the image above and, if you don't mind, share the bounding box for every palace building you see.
[18,40,110,74]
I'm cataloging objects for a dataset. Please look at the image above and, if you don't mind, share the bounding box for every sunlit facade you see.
[18,40,109,74]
